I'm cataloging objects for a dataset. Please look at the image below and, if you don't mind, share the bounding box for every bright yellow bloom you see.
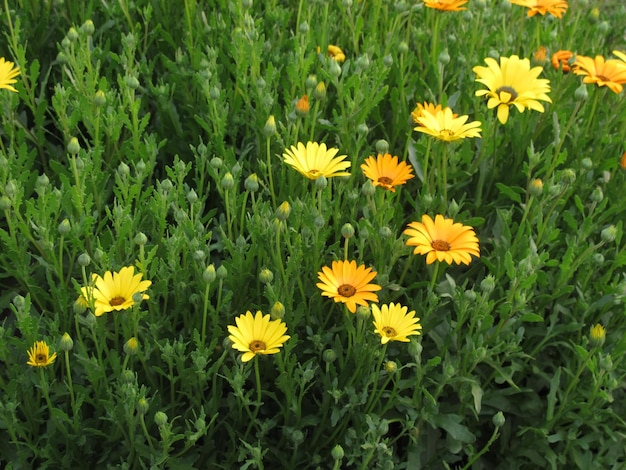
[414,107,482,142]
[572,55,626,94]
[227,311,290,362]
[510,0,569,18]
[0,57,20,92]
[282,141,351,180]
[423,0,468,11]
[27,341,57,367]
[551,50,574,73]
[411,102,455,123]
[372,303,422,344]
[327,45,346,63]
[473,55,552,124]
[317,260,381,313]
[613,50,626,64]
[404,214,480,265]
[361,153,415,192]
[589,324,606,348]
[80,266,152,316]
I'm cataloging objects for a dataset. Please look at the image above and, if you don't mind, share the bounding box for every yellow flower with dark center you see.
[572,54,626,94]
[372,303,422,344]
[327,45,346,63]
[551,50,574,73]
[227,311,290,362]
[414,107,482,142]
[316,260,381,313]
[27,341,57,367]
[404,214,480,265]
[282,141,351,180]
[510,0,569,18]
[80,266,152,317]
[473,55,552,124]
[361,153,415,192]
[0,57,20,92]
[423,0,468,11]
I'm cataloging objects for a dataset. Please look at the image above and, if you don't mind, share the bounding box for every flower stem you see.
[429,261,441,292]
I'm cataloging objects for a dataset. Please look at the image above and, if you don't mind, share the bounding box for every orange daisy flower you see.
[361,153,415,192]
[423,0,468,11]
[510,0,569,19]
[572,55,626,94]
[316,260,381,313]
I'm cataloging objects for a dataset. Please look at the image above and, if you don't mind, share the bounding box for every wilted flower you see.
[551,50,574,73]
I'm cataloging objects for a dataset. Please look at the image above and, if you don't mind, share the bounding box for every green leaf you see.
[519,313,544,323]
[431,413,476,443]
[496,183,523,204]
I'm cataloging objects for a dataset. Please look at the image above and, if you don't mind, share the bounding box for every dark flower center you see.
[495,86,518,103]
[595,74,609,82]
[36,354,46,362]
[440,129,455,137]
[249,340,266,352]
[338,284,357,297]
[110,296,126,306]
[431,240,451,251]
[377,176,393,185]
[308,169,321,177]
[383,327,397,337]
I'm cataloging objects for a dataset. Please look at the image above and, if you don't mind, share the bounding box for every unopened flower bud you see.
[59,332,74,351]
[574,84,589,101]
[78,253,91,266]
[379,226,392,238]
[245,174,259,192]
[67,27,79,42]
[581,158,593,170]
[356,305,371,319]
[276,201,291,221]
[187,189,198,204]
[313,82,326,100]
[601,225,617,243]
[81,19,95,35]
[67,137,80,155]
[481,275,495,294]
[58,218,71,236]
[331,445,344,461]
[398,41,409,54]
[438,48,450,65]
[329,58,342,77]
[314,174,328,190]
[210,157,223,169]
[384,361,397,374]
[560,168,576,185]
[154,411,168,426]
[590,186,603,203]
[125,75,140,90]
[592,253,604,265]
[136,397,149,415]
[323,349,337,363]
[94,90,106,107]
[204,264,216,283]
[259,268,273,284]
[492,411,506,427]
[375,140,389,154]
[216,265,228,279]
[341,223,355,239]
[314,215,325,228]
[221,172,234,190]
[124,337,139,356]
[356,123,369,135]
[295,95,309,117]
[270,301,285,320]
[383,54,393,67]
[305,74,317,89]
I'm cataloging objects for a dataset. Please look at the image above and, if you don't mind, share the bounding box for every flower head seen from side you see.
[372,303,422,344]
[361,153,415,192]
[317,260,381,313]
[473,55,552,124]
[227,311,290,362]
[423,0,468,11]
[0,57,20,92]
[510,0,569,19]
[80,266,152,316]
[551,50,574,73]
[27,341,57,367]
[327,45,346,63]
[414,107,482,142]
[282,141,350,180]
[572,54,626,94]
[404,214,480,265]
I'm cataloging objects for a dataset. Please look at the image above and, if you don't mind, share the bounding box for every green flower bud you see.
[94,90,106,107]
[154,411,168,427]
[492,411,506,427]
[121,369,136,384]
[67,27,79,41]
[323,349,337,363]
[78,253,91,266]
[590,186,603,203]
[209,86,220,100]
[124,337,139,356]
[529,178,544,197]
[601,225,617,243]
[305,74,317,90]
[398,41,409,54]
[375,140,389,154]
[329,58,342,77]
[264,115,277,136]
[589,323,606,347]
[315,175,328,190]
[270,301,285,320]
[221,172,234,190]
[356,305,371,319]
[187,189,198,204]
[362,179,376,197]
[480,275,495,294]
[37,174,50,189]
[204,264,217,283]
[136,397,149,415]
[0,196,11,211]
[356,123,369,135]
[117,162,130,178]
[134,232,148,246]
[379,226,392,238]
[581,158,593,170]
[384,361,397,374]
[125,75,140,90]
[383,54,393,67]
[276,201,291,221]
[341,223,355,239]
[291,430,304,445]
[574,83,589,101]
[81,19,95,35]
[331,445,344,461]
[59,332,74,352]
[67,137,80,155]
[592,253,604,265]
[216,265,228,279]
[210,157,223,169]
[58,218,71,236]
[299,21,309,34]
[245,174,259,192]
[259,268,274,284]
[314,215,325,228]
[438,48,451,65]
[560,168,576,185]
[313,82,326,100]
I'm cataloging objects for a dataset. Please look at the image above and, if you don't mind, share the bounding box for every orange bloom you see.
[572,55,626,94]
[316,260,381,313]
[534,46,548,64]
[361,153,414,192]
[551,50,574,73]
[620,151,626,170]
[510,0,569,19]
[423,0,468,11]
[295,95,309,116]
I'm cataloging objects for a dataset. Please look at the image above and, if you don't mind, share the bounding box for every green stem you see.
[266,137,276,207]
[201,281,211,343]
[429,261,441,292]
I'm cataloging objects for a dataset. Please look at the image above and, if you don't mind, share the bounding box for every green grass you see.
[1,0,626,468]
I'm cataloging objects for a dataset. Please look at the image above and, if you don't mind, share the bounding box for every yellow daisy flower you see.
[423,0,468,11]
[473,55,552,124]
[80,266,152,317]
[414,107,482,142]
[282,141,351,180]
[361,153,415,192]
[27,341,57,367]
[404,214,480,265]
[372,303,422,344]
[411,102,457,123]
[0,57,20,93]
[227,310,290,362]
[327,45,346,63]
[316,260,381,313]
[572,55,626,94]
[510,0,569,19]
[613,50,626,64]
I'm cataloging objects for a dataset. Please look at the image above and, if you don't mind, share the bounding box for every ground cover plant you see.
[1,0,626,468]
